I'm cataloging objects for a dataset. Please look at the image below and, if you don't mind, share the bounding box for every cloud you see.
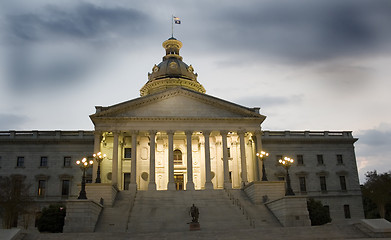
[201,0,391,63]
[235,95,303,109]
[0,113,29,129]
[2,2,153,92]
[355,123,391,182]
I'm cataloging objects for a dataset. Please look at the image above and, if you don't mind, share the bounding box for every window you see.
[227,148,231,158]
[17,156,25,167]
[320,176,327,192]
[63,157,71,167]
[317,155,324,165]
[124,148,132,159]
[40,157,48,167]
[337,155,343,165]
[229,171,232,183]
[173,150,182,165]
[297,155,304,165]
[61,180,70,197]
[339,176,347,191]
[299,177,307,192]
[37,180,46,197]
[344,205,351,218]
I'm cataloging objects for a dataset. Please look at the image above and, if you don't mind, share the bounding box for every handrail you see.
[224,188,255,228]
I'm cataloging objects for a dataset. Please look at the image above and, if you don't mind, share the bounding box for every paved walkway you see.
[23,224,390,240]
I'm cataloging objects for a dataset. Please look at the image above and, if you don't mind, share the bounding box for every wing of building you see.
[0,37,364,231]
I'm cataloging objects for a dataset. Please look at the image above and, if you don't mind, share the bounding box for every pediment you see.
[90,87,265,121]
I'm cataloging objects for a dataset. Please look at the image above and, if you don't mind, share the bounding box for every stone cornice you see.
[90,87,265,121]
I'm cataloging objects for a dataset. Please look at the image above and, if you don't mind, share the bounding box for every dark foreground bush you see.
[36,204,66,232]
[307,198,331,226]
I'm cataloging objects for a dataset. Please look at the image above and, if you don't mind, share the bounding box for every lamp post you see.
[256,151,269,181]
[93,152,106,183]
[278,157,295,196]
[76,157,94,199]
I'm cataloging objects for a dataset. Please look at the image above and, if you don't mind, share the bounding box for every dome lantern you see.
[140,38,205,96]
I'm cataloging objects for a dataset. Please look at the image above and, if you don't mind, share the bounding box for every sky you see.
[1,0,391,183]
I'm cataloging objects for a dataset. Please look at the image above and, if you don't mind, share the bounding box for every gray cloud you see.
[5,3,150,43]
[356,124,391,153]
[235,95,303,108]
[199,0,391,63]
[0,113,29,129]
[2,2,154,92]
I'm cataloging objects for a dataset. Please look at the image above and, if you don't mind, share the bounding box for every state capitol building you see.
[0,37,364,231]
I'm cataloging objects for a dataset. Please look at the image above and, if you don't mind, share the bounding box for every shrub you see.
[36,204,66,232]
[307,198,331,226]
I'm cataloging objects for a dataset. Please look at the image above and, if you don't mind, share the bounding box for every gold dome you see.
[140,38,206,96]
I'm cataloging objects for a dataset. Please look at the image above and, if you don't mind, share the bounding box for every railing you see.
[262,130,353,138]
[0,130,94,139]
[125,188,138,231]
[224,189,255,228]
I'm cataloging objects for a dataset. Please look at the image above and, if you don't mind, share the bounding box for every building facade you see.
[0,38,364,227]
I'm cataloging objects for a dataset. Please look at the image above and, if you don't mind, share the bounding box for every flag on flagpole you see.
[173,16,181,24]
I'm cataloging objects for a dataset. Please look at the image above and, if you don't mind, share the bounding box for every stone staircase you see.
[127,189,253,233]
[226,189,281,228]
[94,190,136,232]
[22,189,373,239]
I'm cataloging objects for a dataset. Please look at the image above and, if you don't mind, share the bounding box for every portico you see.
[90,127,263,191]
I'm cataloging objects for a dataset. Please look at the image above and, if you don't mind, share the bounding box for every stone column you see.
[238,130,248,187]
[148,130,157,190]
[221,131,231,189]
[203,130,213,189]
[112,131,119,187]
[254,130,263,181]
[92,131,101,182]
[129,130,138,190]
[167,130,176,190]
[186,131,195,190]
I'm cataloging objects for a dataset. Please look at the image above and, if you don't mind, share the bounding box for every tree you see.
[307,198,331,226]
[362,170,391,219]
[36,204,66,233]
[0,175,33,229]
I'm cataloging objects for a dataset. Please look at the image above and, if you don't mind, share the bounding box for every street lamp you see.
[76,157,94,199]
[278,157,295,196]
[93,152,106,183]
[256,151,269,181]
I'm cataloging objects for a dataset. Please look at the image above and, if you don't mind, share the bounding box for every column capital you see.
[185,130,194,136]
[112,130,120,136]
[148,130,157,136]
[130,130,139,135]
[253,130,262,136]
[237,130,247,136]
[166,130,175,136]
[94,130,102,136]
[219,130,228,137]
[202,130,211,136]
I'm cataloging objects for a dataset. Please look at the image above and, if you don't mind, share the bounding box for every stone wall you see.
[63,200,103,233]
[84,183,118,206]
[265,196,311,227]
[244,181,285,204]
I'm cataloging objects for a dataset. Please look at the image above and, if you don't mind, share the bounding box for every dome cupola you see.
[140,38,206,96]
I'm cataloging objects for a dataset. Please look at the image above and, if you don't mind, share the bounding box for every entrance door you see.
[123,173,130,190]
[174,174,184,190]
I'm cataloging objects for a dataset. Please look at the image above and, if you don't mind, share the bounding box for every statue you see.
[189,204,199,223]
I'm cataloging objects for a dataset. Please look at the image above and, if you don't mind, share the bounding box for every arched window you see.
[173,149,182,165]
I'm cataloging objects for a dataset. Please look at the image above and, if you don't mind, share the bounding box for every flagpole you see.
[171,15,174,38]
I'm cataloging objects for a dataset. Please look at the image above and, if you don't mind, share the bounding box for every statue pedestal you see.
[189,222,200,231]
